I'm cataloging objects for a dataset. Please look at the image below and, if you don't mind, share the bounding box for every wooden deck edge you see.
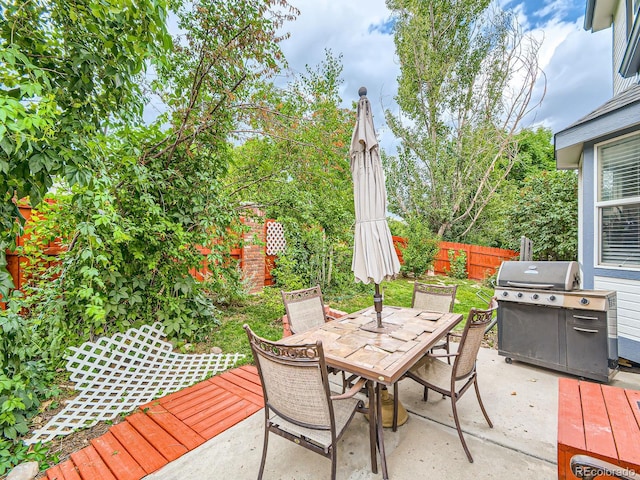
[44,367,263,480]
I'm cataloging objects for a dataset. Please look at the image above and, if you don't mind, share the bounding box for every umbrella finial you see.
[358,86,367,97]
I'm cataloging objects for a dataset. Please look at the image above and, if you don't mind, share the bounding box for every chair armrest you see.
[570,455,638,479]
[331,377,367,400]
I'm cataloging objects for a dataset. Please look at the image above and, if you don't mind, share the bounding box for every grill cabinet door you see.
[565,310,607,379]
[498,303,563,368]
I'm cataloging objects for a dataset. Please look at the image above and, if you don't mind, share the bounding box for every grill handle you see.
[572,315,599,321]
[506,281,555,289]
[573,327,599,334]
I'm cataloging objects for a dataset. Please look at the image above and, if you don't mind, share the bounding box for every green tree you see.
[503,170,578,260]
[225,51,356,292]
[459,127,557,246]
[400,216,440,278]
[0,0,300,469]
[0,0,172,297]
[383,0,543,240]
[20,0,299,354]
[508,127,556,185]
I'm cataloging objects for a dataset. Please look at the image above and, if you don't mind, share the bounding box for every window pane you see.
[599,135,640,201]
[601,204,640,266]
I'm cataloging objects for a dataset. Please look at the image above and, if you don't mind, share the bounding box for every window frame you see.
[594,131,640,270]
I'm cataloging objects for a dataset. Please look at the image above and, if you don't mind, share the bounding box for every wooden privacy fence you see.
[5,204,516,306]
[392,236,517,281]
[2,206,280,307]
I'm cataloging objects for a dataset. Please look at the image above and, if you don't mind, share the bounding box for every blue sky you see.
[510,0,585,26]
[278,0,613,153]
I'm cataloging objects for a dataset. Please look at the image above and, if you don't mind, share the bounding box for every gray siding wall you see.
[595,276,640,362]
[582,128,640,282]
[581,129,640,363]
[613,0,640,93]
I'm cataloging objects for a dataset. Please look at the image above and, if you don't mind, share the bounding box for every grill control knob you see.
[516,292,523,298]
[549,295,556,301]
[580,297,590,306]
[502,291,509,297]
[532,294,539,300]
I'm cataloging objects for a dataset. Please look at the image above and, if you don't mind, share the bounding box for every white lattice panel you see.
[26,323,244,444]
[266,221,286,255]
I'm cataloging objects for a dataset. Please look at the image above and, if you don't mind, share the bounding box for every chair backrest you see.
[453,305,496,380]
[244,325,334,430]
[282,285,328,335]
[412,283,457,313]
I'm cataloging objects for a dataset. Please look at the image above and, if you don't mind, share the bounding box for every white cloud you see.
[277,0,613,149]
[530,21,612,131]
[279,0,398,146]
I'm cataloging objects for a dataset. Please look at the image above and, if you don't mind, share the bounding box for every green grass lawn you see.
[208,276,495,364]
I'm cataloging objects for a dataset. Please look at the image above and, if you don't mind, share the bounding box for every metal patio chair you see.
[281,285,337,335]
[244,325,374,480]
[281,285,347,382]
[403,305,496,462]
[411,283,458,359]
[389,283,458,431]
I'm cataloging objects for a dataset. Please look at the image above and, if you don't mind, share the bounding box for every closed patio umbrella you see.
[351,87,401,330]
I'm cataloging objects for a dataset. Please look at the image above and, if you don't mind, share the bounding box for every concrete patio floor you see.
[143,346,640,480]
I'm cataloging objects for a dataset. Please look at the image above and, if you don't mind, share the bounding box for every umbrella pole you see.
[374,283,383,328]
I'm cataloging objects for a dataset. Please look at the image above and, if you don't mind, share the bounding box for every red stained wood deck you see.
[44,366,264,480]
[557,377,640,479]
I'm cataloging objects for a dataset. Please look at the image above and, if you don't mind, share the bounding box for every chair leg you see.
[258,427,269,479]
[445,336,451,365]
[331,448,337,480]
[423,385,429,402]
[451,394,474,463]
[474,378,493,428]
[393,382,399,432]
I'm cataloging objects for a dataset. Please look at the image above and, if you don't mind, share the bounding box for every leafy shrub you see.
[503,170,578,260]
[400,217,440,278]
[448,249,468,279]
[272,224,359,295]
[483,269,498,288]
[387,218,408,238]
[449,249,468,279]
[0,292,57,474]
[19,161,243,356]
[0,374,35,441]
[0,437,53,477]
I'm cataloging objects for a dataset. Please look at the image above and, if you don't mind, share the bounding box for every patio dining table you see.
[281,305,464,479]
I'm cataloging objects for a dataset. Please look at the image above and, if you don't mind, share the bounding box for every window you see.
[597,133,640,267]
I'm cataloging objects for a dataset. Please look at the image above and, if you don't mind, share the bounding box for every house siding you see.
[595,276,640,362]
[581,132,640,364]
[613,0,640,92]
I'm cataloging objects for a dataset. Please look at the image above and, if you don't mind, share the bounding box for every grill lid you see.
[496,261,581,290]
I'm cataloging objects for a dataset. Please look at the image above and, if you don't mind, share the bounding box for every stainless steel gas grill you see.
[495,261,618,382]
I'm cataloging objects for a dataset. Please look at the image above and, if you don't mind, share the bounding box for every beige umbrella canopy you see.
[350,87,401,329]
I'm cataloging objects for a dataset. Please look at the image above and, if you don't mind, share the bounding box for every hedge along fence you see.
[4,204,515,307]
[392,236,518,281]
[2,205,276,308]
[2,203,65,308]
